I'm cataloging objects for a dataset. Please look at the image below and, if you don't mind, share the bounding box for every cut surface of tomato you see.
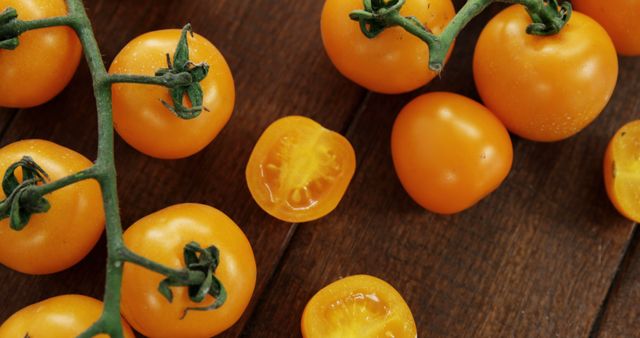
[604,120,640,222]
[302,275,417,338]
[246,116,356,223]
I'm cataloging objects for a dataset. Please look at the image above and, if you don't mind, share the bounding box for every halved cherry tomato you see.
[572,0,640,56]
[0,139,104,274]
[321,0,455,94]
[246,116,356,223]
[302,274,417,338]
[121,203,256,338]
[110,29,235,159]
[0,0,82,108]
[604,120,640,222]
[0,294,135,338]
[473,5,618,142]
[392,92,513,214]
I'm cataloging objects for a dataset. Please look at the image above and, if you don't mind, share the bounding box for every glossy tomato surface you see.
[0,294,135,338]
[246,116,356,223]
[321,0,455,94]
[121,203,256,338]
[391,92,513,214]
[573,0,640,55]
[302,275,417,338]
[110,29,235,159]
[0,140,104,274]
[0,0,82,108]
[473,5,618,142]
[604,120,640,223]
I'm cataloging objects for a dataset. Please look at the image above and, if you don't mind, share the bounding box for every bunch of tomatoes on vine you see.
[0,0,638,337]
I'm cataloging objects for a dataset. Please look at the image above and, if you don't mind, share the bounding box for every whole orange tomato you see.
[246,116,356,223]
[391,92,513,214]
[473,5,618,142]
[572,0,640,55]
[0,0,82,108]
[604,120,640,222]
[321,0,455,94]
[110,29,235,159]
[0,139,104,274]
[0,294,135,338]
[302,275,417,338]
[121,203,256,338]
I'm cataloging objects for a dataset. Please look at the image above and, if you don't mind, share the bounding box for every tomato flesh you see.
[604,120,640,222]
[302,275,417,338]
[246,116,356,223]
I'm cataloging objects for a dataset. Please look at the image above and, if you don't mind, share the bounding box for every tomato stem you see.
[1,0,221,336]
[350,0,572,72]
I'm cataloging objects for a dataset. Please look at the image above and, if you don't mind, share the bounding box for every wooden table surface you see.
[1,1,639,337]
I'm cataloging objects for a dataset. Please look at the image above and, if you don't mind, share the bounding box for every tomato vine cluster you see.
[0,0,638,337]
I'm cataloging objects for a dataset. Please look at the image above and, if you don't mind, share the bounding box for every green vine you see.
[0,0,223,337]
[349,0,571,71]
[0,0,572,337]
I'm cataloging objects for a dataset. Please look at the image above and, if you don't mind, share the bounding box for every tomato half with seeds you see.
[0,295,135,338]
[0,139,104,274]
[604,120,640,222]
[321,0,455,94]
[302,275,417,338]
[392,92,513,214]
[473,5,618,142]
[110,29,235,159]
[121,203,256,338]
[572,0,640,55]
[246,116,356,223]
[0,0,82,108]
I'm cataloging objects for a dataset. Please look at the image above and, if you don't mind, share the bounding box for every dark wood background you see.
[1,1,638,337]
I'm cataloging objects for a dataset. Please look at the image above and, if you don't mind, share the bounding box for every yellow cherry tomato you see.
[302,275,417,338]
[0,294,135,338]
[321,0,455,94]
[110,29,235,159]
[0,0,82,108]
[0,139,104,274]
[572,0,640,56]
[604,120,640,222]
[392,92,513,214]
[473,5,618,141]
[121,203,256,338]
[246,116,356,223]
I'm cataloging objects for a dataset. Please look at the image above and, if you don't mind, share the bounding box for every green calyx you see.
[0,157,51,230]
[158,241,227,319]
[156,23,210,120]
[524,0,572,36]
[0,7,19,50]
[349,0,410,38]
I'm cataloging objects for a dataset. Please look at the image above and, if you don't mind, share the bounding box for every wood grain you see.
[0,0,364,337]
[242,4,640,338]
[595,226,639,338]
[1,0,639,337]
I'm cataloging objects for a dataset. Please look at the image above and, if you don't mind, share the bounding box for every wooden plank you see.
[242,4,640,337]
[594,226,639,338]
[0,0,365,337]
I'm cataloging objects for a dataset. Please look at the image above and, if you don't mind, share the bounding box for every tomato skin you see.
[110,29,235,159]
[0,294,135,338]
[0,140,104,274]
[473,5,618,142]
[0,0,81,108]
[121,203,256,338]
[321,0,455,94]
[302,275,417,338]
[391,92,513,214]
[572,0,640,56]
[246,116,356,223]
